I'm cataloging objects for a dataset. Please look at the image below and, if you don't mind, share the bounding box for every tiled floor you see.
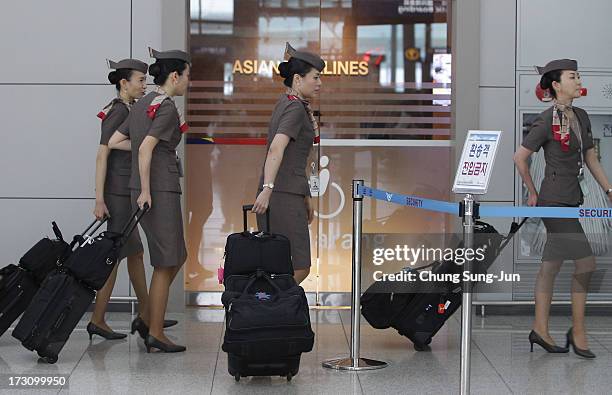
[0,308,611,394]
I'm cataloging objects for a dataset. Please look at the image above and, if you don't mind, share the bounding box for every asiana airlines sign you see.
[232,59,369,76]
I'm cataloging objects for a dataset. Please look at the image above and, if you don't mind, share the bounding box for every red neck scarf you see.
[287,89,320,145]
[552,102,576,152]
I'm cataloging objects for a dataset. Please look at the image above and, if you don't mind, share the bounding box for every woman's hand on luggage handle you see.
[137,191,152,210]
[527,191,538,207]
[93,200,110,221]
[305,196,314,224]
[253,188,272,214]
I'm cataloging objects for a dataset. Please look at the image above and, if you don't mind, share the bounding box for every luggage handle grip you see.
[242,205,270,234]
[51,221,64,242]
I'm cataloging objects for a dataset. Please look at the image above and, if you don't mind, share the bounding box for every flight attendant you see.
[514,59,612,358]
[109,48,190,353]
[252,43,324,284]
[88,58,153,340]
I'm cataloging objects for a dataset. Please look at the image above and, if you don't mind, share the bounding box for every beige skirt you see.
[130,190,187,268]
[256,191,311,270]
[104,192,143,261]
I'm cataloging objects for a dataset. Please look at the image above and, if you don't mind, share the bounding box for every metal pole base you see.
[322,357,387,371]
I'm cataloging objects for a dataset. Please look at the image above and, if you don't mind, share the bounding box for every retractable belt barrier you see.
[357,184,612,219]
[325,181,611,394]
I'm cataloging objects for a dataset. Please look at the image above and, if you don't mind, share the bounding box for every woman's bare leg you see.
[533,259,563,344]
[148,265,182,344]
[126,252,149,322]
[570,255,596,349]
[90,264,119,331]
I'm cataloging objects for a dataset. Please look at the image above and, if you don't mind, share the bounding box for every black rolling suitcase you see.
[0,265,38,336]
[12,272,94,363]
[12,207,147,363]
[222,270,314,382]
[0,221,74,337]
[221,206,312,381]
[361,219,526,350]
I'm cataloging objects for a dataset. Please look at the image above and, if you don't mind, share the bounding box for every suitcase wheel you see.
[413,343,431,352]
[38,355,58,364]
[37,351,58,364]
[286,373,292,382]
[234,374,240,382]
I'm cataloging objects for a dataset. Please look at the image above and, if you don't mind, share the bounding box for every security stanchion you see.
[460,194,475,395]
[322,180,388,371]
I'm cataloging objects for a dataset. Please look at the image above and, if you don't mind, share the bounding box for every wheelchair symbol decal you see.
[313,155,346,220]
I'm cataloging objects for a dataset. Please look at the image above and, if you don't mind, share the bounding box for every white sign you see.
[452,130,502,195]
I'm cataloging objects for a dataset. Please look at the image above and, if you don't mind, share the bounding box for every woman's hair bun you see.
[278,61,291,78]
[148,63,161,78]
[107,71,120,85]
[540,75,552,90]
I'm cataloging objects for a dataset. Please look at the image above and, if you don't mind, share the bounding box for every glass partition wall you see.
[185,0,452,305]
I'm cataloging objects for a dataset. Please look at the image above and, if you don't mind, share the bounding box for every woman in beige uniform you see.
[252,43,324,284]
[109,48,190,353]
[88,58,151,340]
[514,59,612,358]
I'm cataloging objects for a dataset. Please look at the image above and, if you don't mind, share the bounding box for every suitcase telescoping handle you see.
[498,217,528,252]
[242,205,270,233]
[119,204,150,244]
[81,217,108,238]
[69,217,110,249]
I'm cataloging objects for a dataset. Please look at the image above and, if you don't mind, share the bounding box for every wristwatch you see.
[263,183,274,190]
[606,188,612,194]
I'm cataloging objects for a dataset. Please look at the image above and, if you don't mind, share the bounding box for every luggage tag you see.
[438,298,451,314]
[217,253,225,284]
[578,167,589,196]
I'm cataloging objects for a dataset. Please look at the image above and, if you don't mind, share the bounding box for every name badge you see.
[310,176,320,196]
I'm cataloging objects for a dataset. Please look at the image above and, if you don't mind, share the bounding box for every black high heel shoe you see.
[86,322,127,340]
[130,317,179,339]
[164,319,179,328]
[144,335,186,353]
[566,327,596,359]
[528,330,569,353]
